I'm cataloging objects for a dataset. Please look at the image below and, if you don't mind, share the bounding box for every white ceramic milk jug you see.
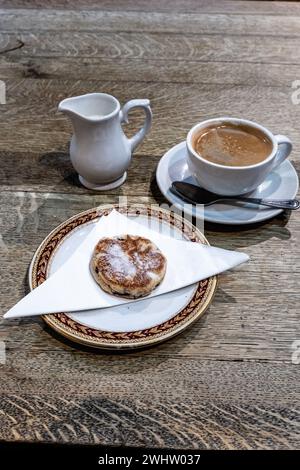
[58,93,152,190]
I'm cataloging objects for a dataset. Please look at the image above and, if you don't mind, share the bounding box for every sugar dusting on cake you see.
[105,243,137,278]
[97,236,165,281]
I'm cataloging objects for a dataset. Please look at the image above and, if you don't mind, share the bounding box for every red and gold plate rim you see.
[29,204,217,350]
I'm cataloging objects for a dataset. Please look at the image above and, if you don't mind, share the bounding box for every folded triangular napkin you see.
[4,210,249,319]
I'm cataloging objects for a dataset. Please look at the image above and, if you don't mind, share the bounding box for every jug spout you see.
[58,97,79,119]
[58,93,121,123]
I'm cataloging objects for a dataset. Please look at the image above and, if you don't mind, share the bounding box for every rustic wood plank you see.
[1,31,300,65]
[1,56,300,87]
[1,1,300,16]
[0,391,299,448]
[0,80,299,157]
[0,150,159,195]
[1,354,299,402]
[0,361,299,448]
[1,9,300,37]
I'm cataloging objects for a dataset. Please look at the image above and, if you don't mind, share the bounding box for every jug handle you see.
[120,99,152,152]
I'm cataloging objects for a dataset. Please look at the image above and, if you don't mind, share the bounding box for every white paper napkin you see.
[4,210,249,319]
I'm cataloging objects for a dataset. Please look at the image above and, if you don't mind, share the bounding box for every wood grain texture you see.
[0,387,299,448]
[1,9,300,37]
[1,0,300,15]
[0,80,299,157]
[1,31,300,64]
[0,1,300,450]
[1,57,300,87]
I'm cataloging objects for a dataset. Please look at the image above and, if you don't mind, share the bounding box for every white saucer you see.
[156,142,299,225]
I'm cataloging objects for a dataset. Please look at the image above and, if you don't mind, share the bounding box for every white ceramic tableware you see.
[58,93,152,190]
[156,141,299,225]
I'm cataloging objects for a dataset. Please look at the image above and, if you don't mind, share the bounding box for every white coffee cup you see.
[186,117,292,196]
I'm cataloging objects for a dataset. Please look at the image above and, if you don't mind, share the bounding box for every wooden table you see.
[0,0,299,450]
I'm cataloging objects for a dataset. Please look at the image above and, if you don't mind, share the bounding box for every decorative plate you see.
[29,204,217,350]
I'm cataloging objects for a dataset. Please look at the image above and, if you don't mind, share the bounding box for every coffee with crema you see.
[193,122,272,167]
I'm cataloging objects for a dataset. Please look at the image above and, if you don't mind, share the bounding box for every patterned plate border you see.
[29,204,217,350]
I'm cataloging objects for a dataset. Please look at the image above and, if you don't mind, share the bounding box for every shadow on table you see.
[150,170,292,250]
[42,313,210,358]
[204,211,291,248]
[39,151,82,188]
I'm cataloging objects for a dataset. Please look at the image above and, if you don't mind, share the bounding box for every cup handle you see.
[272,134,293,170]
[120,99,152,152]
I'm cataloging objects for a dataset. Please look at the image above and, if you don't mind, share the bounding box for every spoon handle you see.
[235,197,300,210]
